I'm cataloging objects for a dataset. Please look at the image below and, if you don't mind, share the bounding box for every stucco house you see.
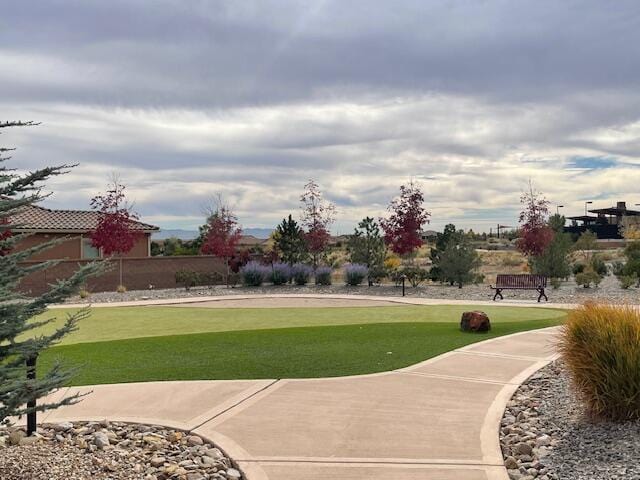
[11,204,159,261]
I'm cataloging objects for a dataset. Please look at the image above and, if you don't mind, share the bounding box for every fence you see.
[18,255,226,296]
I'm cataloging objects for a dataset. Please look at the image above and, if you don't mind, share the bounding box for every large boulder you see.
[460,311,491,332]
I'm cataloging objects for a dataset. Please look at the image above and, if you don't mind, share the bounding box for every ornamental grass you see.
[558,302,640,421]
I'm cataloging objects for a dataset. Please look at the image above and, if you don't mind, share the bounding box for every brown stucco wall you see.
[13,232,151,260]
[18,255,225,296]
[14,233,82,260]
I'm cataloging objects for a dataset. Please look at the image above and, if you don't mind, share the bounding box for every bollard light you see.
[26,354,38,436]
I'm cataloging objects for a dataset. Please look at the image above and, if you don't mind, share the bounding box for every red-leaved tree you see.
[0,217,12,256]
[381,181,430,258]
[200,203,242,286]
[90,177,142,288]
[516,181,554,257]
[300,180,336,268]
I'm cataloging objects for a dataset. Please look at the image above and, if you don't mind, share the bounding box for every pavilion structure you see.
[565,201,640,240]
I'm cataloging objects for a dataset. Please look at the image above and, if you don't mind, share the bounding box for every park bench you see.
[490,274,548,302]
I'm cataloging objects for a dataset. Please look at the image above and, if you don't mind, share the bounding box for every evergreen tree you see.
[530,214,572,280]
[429,223,464,282]
[0,121,102,433]
[438,235,481,288]
[347,217,386,285]
[273,214,307,266]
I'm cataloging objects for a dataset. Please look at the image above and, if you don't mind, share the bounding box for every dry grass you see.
[477,250,528,283]
[558,302,640,421]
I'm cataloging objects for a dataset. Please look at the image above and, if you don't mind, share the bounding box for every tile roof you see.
[10,204,158,232]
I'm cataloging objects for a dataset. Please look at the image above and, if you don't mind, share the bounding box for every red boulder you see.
[460,311,491,333]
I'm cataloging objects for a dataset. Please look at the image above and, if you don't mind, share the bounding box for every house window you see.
[82,237,101,259]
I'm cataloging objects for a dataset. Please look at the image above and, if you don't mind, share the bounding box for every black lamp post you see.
[585,201,593,216]
[401,274,407,297]
[26,354,38,436]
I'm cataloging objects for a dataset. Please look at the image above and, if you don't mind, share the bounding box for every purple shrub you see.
[270,262,291,285]
[315,266,333,285]
[345,263,368,286]
[292,263,313,285]
[240,261,270,287]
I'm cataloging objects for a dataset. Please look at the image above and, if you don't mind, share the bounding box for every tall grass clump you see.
[559,302,640,421]
[240,261,269,287]
[291,263,313,285]
[270,262,291,285]
[315,266,333,285]
[344,263,368,286]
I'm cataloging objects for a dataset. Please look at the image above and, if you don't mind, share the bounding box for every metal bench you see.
[490,274,548,302]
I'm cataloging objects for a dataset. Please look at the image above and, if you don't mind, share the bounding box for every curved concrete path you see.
[37,325,561,480]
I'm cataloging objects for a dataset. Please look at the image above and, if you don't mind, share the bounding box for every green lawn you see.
[37,305,565,345]
[36,304,566,385]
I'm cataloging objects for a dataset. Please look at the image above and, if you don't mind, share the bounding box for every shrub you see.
[116,284,127,293]
[79,288,91,299]
[240,261,269,287]
[612,261,625,277]
[344,263,368,286]
[270,262,291,285]
[291,263,313,285]
[176,269,198,290]
[390,269,404,286]
[315,266,333,285]
[619,275,637,290]
[383,255,402,271]
[550,277,562,290]
[402,265,429,287]
[590,255,608,277]
[559,303,640,421]
[572,262,585,275]
[575,270,601,288]
[368,265,387,285]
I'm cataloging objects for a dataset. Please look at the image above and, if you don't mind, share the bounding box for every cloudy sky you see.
[2,1,640,233]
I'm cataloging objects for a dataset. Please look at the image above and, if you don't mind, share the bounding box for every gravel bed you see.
[500,362,640,479]
[0,421,244,480]
[65,274,639,305]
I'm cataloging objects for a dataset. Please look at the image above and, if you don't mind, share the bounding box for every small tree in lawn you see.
[200,201,242,287]
[1,120,102,434]
[347,217,386,285]
[273,214,308,266]
[515,181,553,258]
[381,181,430,260]
[300,180,336,268]
[90,177,142,290]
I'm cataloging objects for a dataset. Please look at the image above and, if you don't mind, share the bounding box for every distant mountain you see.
[243,228,273,239]
[153,227,273,241]
[152,229,198,240]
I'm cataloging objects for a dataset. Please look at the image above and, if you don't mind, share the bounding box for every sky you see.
[2,0,640,234]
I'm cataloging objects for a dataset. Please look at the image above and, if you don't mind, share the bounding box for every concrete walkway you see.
[39,326,561,480]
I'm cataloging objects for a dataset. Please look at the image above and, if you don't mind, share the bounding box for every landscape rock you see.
[0,421,245,479]
[500,361,640,480]
[460,310,491,332]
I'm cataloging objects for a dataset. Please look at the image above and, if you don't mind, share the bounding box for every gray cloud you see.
[2,0,640,232]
